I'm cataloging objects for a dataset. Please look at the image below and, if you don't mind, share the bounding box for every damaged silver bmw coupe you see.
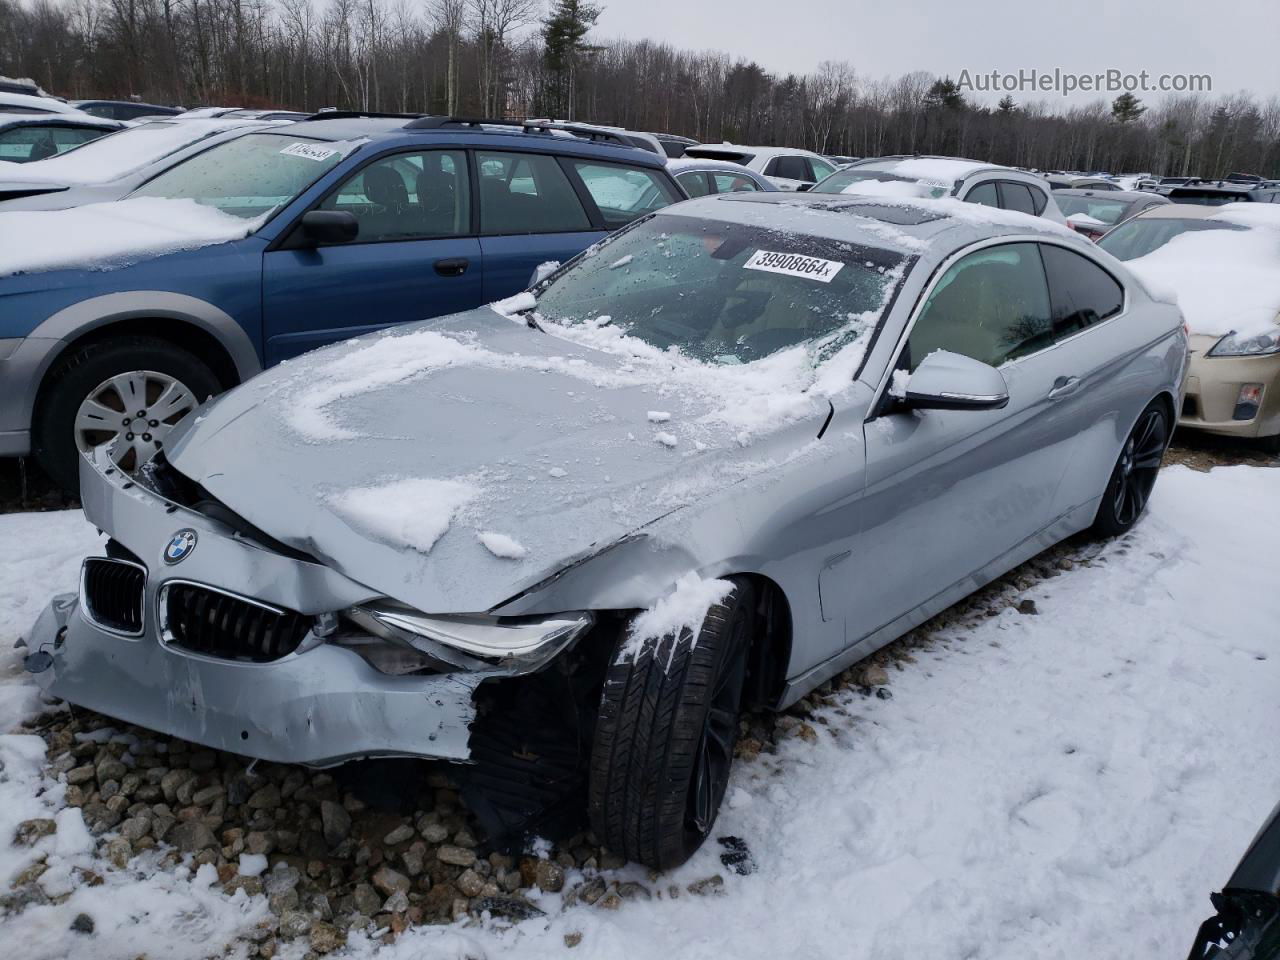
[25,193,1188,870]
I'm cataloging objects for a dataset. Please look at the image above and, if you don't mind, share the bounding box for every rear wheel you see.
[1091,400,1169,537]
[34,337,221,494]
[588,578,757,870]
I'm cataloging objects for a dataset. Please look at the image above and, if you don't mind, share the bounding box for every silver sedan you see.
[25,193,1187,870]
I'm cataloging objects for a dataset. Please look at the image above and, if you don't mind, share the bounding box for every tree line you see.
[3,0,1279,178]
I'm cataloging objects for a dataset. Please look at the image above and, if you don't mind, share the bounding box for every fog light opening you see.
[1233,383,1264,421]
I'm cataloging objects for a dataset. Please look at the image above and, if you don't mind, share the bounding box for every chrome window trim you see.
[867,234,1132,417]
[79,556,148,638]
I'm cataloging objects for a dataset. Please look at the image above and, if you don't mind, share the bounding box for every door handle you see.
[1048,375,1083,400]
[434,257,469,277]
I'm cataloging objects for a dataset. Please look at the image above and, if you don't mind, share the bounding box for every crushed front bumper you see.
[22,453,493,766]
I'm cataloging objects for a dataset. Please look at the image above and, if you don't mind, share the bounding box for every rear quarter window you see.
[1040,243,1124,337]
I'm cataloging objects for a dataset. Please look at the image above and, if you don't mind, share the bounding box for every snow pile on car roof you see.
[0,197,260,278]
[1122,203,1280,337]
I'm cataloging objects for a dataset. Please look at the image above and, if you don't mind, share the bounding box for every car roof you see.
[847,155,1018,183]
[0,91,79,114]
[1055,188,1169,203]
[667,156,769,175]
[689,143,824,159]
[274,116,670,168]
[0,112,119,130]
[657,192,1080,255]
[1131,202,1279,223]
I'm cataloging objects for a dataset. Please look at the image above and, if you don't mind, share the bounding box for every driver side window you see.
[906,243,1053,371]
[319,149,470,242]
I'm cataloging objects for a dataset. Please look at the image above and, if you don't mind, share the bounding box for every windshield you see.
[533,214,907,366]
[130,133,349,219]
[811,167,954,200]
[25,121,226,183]
[1055,195,1132,225]
[1097,217,1246,260]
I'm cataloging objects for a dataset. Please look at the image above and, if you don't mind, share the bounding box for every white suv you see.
[682,144,839,191]
[811,155,1067,223]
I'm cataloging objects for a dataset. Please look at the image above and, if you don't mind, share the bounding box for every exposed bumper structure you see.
[26,594,485,765]
[20,452,526,767]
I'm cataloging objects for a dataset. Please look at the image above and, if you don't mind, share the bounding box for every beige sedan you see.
[1098,203,1280,451]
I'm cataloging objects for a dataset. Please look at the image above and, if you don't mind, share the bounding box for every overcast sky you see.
[593,0,1280,108]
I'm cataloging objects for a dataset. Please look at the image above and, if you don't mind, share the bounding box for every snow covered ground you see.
[1,463,1277,959]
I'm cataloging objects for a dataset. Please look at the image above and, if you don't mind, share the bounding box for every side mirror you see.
[796,182,813,192]
[901,350,1009,411]
[299,210,358,245]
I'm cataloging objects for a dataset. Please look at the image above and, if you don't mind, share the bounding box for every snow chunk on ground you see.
[237,853,268,877]
[328,478,480,553]
[0,197,261,278]
[618,572,735,664]
[655,432,678,448]
[490,290,537,320]
[647,411,671,423]
[548,467,568,479]
[477,531,528,560]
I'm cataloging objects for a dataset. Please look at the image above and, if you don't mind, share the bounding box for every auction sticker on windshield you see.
[744,249,845,283]
[279,142,338,162]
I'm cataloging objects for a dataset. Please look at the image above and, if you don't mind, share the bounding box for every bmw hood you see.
[164,308,836,614]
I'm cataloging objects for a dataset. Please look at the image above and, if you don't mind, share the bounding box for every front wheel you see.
[588,578,757,871]
[1091,400,1169,538]
[33,336,221,494]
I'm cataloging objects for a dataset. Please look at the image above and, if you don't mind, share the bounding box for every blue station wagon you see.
[0,115,685,489]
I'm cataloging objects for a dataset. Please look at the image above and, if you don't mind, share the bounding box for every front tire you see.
[33,336,221,494]
[588,578,757,871]
[1091,400,1169,538]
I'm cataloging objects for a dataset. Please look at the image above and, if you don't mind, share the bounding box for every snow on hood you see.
[166,306,865,614]
[1122,204,1280,337]
[0,197,259,277]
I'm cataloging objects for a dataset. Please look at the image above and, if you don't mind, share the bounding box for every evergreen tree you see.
[541,0,601,118]
[923,77,965,111]
[997,94,1016,115]
[1111,92,1146,124]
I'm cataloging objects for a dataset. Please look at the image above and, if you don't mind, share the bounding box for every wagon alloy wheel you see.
[589,578,758,871]
[33,336,223,495]
[74,370,197,471]
[1091,399,1170,537]
[686,604,750,842]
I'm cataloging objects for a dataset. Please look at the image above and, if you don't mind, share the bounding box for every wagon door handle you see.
[1048,376,1083,399]
[434,257,470,277]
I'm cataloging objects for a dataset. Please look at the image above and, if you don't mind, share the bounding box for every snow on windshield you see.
[0,119,258,186]
[1121,205,1280,337]
[0,197,262,278]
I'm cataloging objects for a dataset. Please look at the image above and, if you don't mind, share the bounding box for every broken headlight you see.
[330,602,593,676]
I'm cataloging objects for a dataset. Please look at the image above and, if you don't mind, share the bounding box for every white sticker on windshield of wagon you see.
[743,249,845,283]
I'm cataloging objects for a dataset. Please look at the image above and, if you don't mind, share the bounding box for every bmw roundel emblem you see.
[163,529,198,565]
